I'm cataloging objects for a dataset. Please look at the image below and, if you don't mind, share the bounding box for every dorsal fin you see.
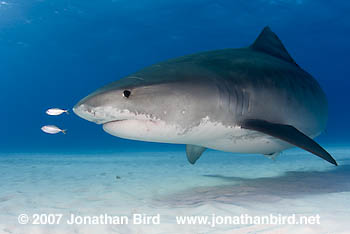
[250,26,298,66]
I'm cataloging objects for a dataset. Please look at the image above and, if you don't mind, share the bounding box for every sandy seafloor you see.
[0,146,349,234]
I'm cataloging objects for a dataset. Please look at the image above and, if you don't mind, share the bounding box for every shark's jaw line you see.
[74,104,163,125]
[102,118,160,127]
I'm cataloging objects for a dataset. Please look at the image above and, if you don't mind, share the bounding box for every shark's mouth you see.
[102,119,127,125]
[102,118,158,125]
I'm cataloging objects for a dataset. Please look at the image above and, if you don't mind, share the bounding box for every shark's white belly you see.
[103,117,291,155]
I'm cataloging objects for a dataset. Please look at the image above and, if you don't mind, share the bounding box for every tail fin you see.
[61,129,67,134]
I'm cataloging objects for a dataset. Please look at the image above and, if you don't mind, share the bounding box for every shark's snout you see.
[73,102,96,123]
[74,102,121,124]
[73,90,139,125]
[73,93,111,124]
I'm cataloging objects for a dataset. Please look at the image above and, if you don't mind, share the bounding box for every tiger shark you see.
[73,27,337,166]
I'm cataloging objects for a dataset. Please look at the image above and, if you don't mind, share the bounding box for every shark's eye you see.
[123,90,131,98]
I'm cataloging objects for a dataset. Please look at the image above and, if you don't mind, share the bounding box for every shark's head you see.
[73,64,222,144]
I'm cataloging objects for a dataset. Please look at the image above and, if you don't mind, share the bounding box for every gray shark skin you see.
[74,27,337,166]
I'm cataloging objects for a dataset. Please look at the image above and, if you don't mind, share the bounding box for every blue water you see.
[1,1,350,233]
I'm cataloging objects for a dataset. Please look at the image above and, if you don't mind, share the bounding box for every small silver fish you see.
[46,108,69,116]
[41,125,66,134]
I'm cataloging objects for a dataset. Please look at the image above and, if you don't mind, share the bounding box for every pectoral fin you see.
[186,145,206,164]
[241,119,337,166]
